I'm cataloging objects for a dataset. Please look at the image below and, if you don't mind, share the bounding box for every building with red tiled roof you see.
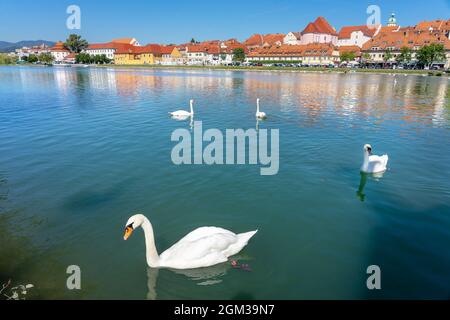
[414,19,450,37]
[111,38,141,46]
[50,41,70,62]
[299,17,338,45]
[85,42,135,60]
[114,44,163,65]
[184,42,248,65]
[284,32,302,45]
[244,34,285,50]
[338,25,378,47]
[362,21,450,67]
[248,43,339,66]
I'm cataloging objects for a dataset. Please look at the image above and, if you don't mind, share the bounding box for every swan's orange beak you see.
[123,226,133,240]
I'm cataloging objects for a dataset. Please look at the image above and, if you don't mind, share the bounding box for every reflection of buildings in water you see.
[19,67,55,91]
[432,79,449,127]
[114,71,161,97]
[53,68,78,93]
[88,68,117,92]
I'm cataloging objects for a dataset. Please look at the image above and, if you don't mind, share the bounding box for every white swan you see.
[170,99,194,118]
[256,98,267,119]
[361,144,389,174]
[124,214,258,270]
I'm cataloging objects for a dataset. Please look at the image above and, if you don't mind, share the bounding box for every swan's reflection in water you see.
[357,171,385,202]
[170,115,194,130]
[146,254,251,300]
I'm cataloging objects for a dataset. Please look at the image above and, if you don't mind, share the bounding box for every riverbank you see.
[92,64,446,76]
[3,63,446,76]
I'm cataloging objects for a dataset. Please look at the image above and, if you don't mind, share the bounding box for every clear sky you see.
[0,0,449,44]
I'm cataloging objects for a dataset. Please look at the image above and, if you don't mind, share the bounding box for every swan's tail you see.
[238,230,258,245]
[382,155,389,167]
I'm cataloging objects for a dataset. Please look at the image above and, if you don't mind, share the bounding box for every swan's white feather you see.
[256,111,267,119]
[170,110,191,117]
[362,154,389,173]
[158,227,257,269]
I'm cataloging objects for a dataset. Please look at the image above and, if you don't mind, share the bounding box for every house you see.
[284,32,302,45]
[362,22,450,68]
[114,44,162,65]
[337,25,377,48]
[414,19,450,39]
[15,43,51,59]
[299,17,338,45]
[244,34,285,50]
[111,38,141,46]
[185,43,248,65]
[63,53,77,64]
[84,38,141,60]
[50,41,70,62]
[161,46,184,65]
[247,43,340,66]
[186,45,210,65]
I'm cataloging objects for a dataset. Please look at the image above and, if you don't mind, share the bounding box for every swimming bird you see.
[124,214,258,270]
[256,98,267,119]
[361,144,389,174]
[170,99,194,118]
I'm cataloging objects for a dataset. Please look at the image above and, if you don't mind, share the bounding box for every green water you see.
[0,66,449,299]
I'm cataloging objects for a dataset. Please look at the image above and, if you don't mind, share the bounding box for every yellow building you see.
[161,46,185,65]
[114,44,162,65]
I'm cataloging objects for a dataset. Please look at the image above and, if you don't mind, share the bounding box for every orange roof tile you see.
[160,45,176,55]
[302,17,337,36]
[338,25,377,39]
[362,25,450,51]
[244,34,285,47]
[338,45,362,56]
[248,43,337,57]
[112,38,135,45]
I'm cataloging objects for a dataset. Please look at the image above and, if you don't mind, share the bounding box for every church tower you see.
[387,13,398,27]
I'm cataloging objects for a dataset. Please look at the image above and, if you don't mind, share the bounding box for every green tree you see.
[416,44,446,68]
[190,38,197,44]
[396,47,412,65]
[383,49,393,67]
[232,48,246,62]
[340,51,356,64]
[38,52,54,65]
[0,53,16,64]
[64,34,89,53]
[27,54,38,63]
[76,52,92,64]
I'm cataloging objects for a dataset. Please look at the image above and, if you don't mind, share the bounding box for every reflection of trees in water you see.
[0,174,85,299]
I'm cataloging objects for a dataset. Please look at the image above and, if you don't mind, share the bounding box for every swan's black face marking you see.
[367,147,372,154]
[127,223,134,230]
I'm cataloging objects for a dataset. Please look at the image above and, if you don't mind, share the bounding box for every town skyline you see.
[0,0,449,44]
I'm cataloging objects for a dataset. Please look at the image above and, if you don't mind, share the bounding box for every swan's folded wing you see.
[176,227,236,243]
[159,232,238,269]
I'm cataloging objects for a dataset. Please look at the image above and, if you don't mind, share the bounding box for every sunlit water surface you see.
[0,66,449,299]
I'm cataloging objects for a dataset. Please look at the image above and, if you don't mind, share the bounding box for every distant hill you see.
[0,40,56,53]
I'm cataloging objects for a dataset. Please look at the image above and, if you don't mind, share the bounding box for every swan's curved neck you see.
[257,100,260,113]
[190,101,194,114]
[141,217,160,268]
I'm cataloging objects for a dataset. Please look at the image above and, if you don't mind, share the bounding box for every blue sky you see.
[0,0,449,44]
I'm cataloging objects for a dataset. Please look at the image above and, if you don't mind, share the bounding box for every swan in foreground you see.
[256,98,267,119]
[170,99,194,119]
[124,214,257,270]
[361,144,389,174]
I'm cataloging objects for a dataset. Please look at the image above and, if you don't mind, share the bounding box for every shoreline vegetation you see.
[1,63,447,76]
